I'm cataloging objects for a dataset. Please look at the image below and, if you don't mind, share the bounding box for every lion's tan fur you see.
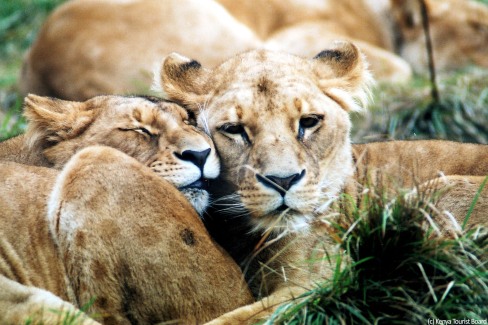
[421,175,487,232]
[20,0,260,100]
[158,44,487,324]
[352,140,488,231]
[353,140,488,189]
[221,0,488,75]
[20,0,488,101]
[0,95,221,200]
[0,96,253,324]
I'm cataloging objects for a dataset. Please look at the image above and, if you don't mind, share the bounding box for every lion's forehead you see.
[96,97,212,148]
[208,82,338,125]
[217,49,312,74]
[106,99,185,130]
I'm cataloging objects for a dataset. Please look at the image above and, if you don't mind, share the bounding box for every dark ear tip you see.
[162,53,203,80]
[313,41,358,62]
[314,49,343,61]
[180,60,202,71]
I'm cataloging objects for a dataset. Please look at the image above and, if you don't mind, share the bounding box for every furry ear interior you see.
[157,53,210,111]
[312,41,373,112]
[23,94,95,150]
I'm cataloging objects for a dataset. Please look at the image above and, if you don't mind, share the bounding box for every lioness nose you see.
[175,148,211,170]
[257,170,306,197]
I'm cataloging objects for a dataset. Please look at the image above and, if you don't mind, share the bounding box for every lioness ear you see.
[312,41,373,112]
[390,0,423,30]
[157,53,210,112]
[23,94,95,150]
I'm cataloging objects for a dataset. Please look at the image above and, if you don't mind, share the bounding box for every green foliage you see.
[266,189,488,324]
[352,69,488,144]
[0,0,66,140]
[23,297,99,325]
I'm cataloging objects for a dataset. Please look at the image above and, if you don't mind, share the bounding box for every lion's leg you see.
[0,275,99,325]
[204,286,306,325]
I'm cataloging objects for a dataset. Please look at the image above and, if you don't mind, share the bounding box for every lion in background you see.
[19,0,260,101]
[19,0,488,101]
[0,95,253,324]
[221,0,488,75]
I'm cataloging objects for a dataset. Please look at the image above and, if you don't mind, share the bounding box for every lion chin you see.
[180,188,210,215]
[250,209,314,234]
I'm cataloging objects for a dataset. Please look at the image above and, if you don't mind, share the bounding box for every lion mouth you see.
[180,178,210,191]
[252,209,312,234]
[276,204,289,212]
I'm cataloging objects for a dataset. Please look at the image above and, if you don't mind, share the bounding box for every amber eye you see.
[298,115,323,140]
[300,116,321,129]
[218,123,250,144]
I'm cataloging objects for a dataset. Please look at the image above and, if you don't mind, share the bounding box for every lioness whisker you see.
[198,101,211,136]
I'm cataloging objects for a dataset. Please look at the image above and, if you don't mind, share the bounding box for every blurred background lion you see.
[16,0,488,100]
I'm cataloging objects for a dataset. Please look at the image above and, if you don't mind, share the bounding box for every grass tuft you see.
[353,69,488,144]
[266,188,488,324]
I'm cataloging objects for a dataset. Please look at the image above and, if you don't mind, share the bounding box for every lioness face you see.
[160,42,371,232]
[24,95,219,213]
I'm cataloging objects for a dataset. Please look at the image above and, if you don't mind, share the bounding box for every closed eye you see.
[119,127,157,139]
[135,127,153,137]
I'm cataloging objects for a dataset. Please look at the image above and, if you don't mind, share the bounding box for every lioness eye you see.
[219,123,251,144]
[298,115,323,140]
[300,116,321,129]
[220,123,245,134]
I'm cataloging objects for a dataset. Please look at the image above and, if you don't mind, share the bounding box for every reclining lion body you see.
[221,0,488,75]
[353,140,488,189]
[20,0,488,101]
[20,0,260,100]
[0,96,253,323]
[352,140,488,233]
[0,149,252,324]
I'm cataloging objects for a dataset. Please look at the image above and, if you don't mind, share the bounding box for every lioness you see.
[0,95,253,324]
[1,94,223,212]
[158,41,373,324]
[157,42,488,324]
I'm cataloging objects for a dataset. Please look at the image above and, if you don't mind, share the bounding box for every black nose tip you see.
[175,148,211,170]
[256,170,306,197]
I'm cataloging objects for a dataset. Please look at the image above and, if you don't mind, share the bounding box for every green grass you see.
[0,0,65,141]
[266,188,488,324]
[352,69,488,144]
[23,298,99,325]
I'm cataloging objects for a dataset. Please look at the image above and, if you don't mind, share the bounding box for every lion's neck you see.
[0,134,52,167]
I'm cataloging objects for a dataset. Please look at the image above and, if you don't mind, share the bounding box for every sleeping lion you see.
[0,95,253,324]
